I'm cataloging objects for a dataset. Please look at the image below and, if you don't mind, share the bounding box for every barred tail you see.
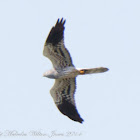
[78,67,109,75]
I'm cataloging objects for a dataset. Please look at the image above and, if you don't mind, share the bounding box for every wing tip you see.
[57,100,84,124]
[46,18,66,46]
[76,117,84,124]
[56,18,66,26]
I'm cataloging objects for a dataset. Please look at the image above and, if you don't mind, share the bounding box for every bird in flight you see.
[43,18,109,123]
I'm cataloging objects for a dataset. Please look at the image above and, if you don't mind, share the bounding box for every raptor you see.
[43,18,108,123]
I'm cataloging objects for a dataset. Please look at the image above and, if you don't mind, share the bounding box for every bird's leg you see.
[79,69,88,74]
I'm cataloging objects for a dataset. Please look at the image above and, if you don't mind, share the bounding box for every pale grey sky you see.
[0,0,140,140]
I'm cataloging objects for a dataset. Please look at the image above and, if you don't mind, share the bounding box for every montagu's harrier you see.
[43,18,109,123]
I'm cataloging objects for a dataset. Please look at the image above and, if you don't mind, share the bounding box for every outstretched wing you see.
[50,78,83,123]
[43,18,74,69]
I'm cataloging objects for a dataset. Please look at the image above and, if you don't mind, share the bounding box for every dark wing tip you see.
[46,18,66,46]
[56,18,66,25]
[57,100,84,123]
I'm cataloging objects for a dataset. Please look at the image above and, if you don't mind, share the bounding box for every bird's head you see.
[43,70,57,79]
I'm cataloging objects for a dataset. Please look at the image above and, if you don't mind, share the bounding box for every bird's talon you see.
[79,70,85,74]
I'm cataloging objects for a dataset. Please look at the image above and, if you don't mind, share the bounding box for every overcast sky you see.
[0,0,140,140]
